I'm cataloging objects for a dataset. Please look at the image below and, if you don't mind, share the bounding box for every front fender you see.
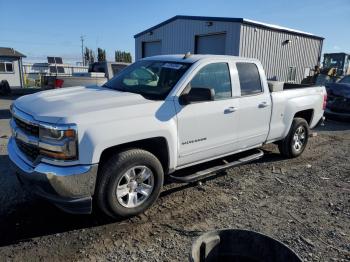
[78,115,178,171]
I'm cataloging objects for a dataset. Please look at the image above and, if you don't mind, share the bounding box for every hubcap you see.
[116,166,154,208]
[293,126,306,151]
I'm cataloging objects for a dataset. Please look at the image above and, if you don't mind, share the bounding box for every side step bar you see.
[169,149,264,183]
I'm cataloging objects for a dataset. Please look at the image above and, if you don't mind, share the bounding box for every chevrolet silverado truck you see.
[8,55,326,218]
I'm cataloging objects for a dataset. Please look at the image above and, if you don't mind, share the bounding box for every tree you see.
[97,48,106,62]
[89,49,95,63]
[84,47,95,65]
[115,50,132,63]
[84,47,90,65]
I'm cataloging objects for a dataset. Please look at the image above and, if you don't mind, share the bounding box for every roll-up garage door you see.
[142,41,161,58]
[195,33,226,55]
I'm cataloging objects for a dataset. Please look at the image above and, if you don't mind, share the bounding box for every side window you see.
[0,62,14,73]
[236,63,263,96]
[5,63,13,72]
[190,63,232,100]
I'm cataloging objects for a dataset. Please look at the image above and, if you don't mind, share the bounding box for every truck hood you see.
[14,86,159,124]
[326,83,350,98]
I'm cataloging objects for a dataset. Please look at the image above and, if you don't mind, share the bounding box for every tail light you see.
[55,79,64,88]
[323,93,327,110]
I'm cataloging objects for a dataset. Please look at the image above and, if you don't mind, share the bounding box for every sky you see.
[0,0,349,64]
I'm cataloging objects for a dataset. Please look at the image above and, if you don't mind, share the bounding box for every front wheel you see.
[95,149,164,219]
[278,118,309,158]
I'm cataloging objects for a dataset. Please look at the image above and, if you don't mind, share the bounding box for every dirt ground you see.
[0,95,349,262]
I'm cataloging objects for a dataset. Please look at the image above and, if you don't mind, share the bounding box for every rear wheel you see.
[95,149,164,219]
[278,118,309,158]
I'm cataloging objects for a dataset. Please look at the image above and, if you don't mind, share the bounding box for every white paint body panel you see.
[13,55,326,172]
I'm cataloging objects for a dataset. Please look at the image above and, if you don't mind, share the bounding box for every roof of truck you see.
[142,54,260,64]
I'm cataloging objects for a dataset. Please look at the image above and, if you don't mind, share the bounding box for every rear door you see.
[235,62,271,149]
[175,61,240,166]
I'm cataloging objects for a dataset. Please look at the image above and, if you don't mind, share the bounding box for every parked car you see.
[8,55,326,218]
[325,75,350,120]
[42,61,130,89]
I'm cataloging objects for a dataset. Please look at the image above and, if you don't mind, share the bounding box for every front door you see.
[175,62,240,166]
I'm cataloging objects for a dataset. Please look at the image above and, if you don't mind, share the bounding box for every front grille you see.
[14,117,39,137]
[16,139,40,161]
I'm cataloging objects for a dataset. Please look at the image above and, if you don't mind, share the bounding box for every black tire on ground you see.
[278,117,309,158]
[0,80,11,95]
[95,149,164,219]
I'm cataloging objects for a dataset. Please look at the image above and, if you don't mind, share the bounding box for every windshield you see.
[323,54,344,70]
[339,75,350,84]
[103,60,192,99]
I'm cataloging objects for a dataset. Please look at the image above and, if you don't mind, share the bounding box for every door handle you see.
[258,102,269,108]
[224,107,237,114]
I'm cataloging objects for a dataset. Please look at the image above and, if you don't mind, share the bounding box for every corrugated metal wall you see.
[239,24,323,83]
[135,19,241,60]
[135,19,323,83]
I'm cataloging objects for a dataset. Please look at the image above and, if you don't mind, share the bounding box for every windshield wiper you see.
[102,84,112,89]
[102,84,128,92]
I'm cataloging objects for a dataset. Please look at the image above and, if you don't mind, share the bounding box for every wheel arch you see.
[293,109,314,125]
[98,137,170,175]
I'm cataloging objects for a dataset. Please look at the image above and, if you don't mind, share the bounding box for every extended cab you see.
[8,55,326,218]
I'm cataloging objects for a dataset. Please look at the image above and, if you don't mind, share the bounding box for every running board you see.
[169,149,264,183]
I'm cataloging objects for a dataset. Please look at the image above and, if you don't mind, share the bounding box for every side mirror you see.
[179,87,215,105]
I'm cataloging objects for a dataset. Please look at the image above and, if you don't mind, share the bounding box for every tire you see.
[0,80,11,95]
[95,149,164,219]
[278,118,309,158]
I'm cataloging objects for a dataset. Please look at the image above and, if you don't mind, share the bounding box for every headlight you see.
[38,125,78,161]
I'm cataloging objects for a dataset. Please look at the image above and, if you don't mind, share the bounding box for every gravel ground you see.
[0,95,349,262]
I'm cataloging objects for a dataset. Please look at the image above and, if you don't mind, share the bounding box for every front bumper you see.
[8,137,98,214]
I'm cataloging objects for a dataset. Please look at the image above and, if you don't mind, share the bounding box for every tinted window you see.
[56,66,65,73]
[5,63,13,72]
[236,63,262,96]
[49,66,57,73]
[190,63,231,100]
[0,63,5,72]
[47,57,55,63]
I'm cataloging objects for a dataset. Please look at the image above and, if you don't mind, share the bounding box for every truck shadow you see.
[0,149,286,247]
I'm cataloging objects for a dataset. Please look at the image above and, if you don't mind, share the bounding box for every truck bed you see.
[268,80,322,92]
[267,84,326,142]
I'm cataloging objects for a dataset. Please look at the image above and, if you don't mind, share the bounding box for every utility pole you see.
[80,35,85,66]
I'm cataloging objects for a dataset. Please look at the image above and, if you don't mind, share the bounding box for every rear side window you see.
[236,63,262,96]
[190,63,232,100]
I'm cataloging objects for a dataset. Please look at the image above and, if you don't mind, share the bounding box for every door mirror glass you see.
[180,87,215,105]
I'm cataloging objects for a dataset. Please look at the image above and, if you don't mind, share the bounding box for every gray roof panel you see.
[134,15,324,40]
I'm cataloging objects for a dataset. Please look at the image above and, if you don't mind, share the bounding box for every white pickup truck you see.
[8,55,326,218]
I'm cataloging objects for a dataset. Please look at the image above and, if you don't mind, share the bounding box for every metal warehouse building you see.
[134,15,324,83]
